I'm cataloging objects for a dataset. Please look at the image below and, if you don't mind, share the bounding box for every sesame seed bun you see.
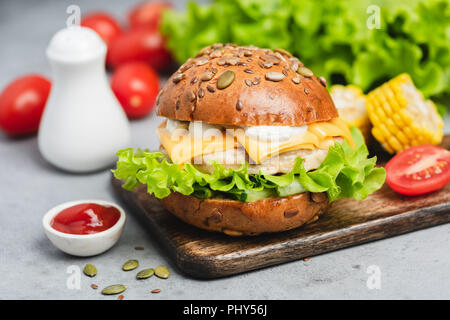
[156,43,338,126]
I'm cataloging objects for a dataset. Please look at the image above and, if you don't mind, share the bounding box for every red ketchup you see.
[51,203,121,235]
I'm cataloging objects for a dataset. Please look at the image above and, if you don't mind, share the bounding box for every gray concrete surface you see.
[0,0,449,300]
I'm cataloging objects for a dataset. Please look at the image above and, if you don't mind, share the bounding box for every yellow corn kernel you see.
[384,118,398,135]
[371,127,386,144]
[395,130,409,146]
[392,113,406,128]
[377,123,392,142]
[369,112,382,128]
[366,73,443,154]
[387,136,404,153]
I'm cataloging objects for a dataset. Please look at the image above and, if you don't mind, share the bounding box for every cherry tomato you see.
[106,28,172,71]
[111,62,160,118]
[128,1,172,30]
[0,75,51,136]
[81,12,122,45]
[385,145,450,195]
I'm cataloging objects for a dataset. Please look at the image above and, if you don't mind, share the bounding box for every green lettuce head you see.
[161,0,450,105]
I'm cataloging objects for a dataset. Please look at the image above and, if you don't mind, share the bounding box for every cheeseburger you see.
[114,44,385,236]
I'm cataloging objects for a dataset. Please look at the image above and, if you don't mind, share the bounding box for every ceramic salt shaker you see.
[38,26,130,172]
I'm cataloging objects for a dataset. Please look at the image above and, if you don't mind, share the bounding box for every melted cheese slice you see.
[157,122,236,164]
[229,117,354,163]
[157,118,354,164]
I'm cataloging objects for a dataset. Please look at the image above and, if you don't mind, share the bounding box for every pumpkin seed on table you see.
[122,259,139,271]
[136,268,155,279]
[101,284,127,295]
[83,264,97,277]
[154,266,170,279]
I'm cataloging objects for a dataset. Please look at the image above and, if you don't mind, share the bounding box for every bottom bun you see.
[159,192,330,236]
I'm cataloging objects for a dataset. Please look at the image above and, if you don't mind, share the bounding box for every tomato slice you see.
[385,145,450,195]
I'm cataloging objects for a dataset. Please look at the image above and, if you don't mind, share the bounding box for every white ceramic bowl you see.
[42,200,126,257]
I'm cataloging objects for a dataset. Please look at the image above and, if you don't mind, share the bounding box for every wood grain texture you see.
[112,136,450,278]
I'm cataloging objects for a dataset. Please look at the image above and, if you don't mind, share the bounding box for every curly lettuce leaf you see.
[161,0,450,102]
[113,128,385,203]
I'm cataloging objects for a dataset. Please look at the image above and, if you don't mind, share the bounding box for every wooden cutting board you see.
[112,136,450,279]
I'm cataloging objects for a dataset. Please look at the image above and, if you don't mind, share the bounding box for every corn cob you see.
[330,84,371,142]
[366,73,443,154]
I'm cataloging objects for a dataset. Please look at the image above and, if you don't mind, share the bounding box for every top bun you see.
[156,44,338,126]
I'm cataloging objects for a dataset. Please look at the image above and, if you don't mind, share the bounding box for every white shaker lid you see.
[46,26,106,63]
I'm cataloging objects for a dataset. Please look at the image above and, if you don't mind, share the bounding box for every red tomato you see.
[128,1,172,30]
[111,62,160,118]
[106,28,172,71]
[385,145,450,195]
[81,12,122,45]
[0,75,51,136]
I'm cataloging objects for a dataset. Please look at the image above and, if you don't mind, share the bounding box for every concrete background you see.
[0,0,449,300]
